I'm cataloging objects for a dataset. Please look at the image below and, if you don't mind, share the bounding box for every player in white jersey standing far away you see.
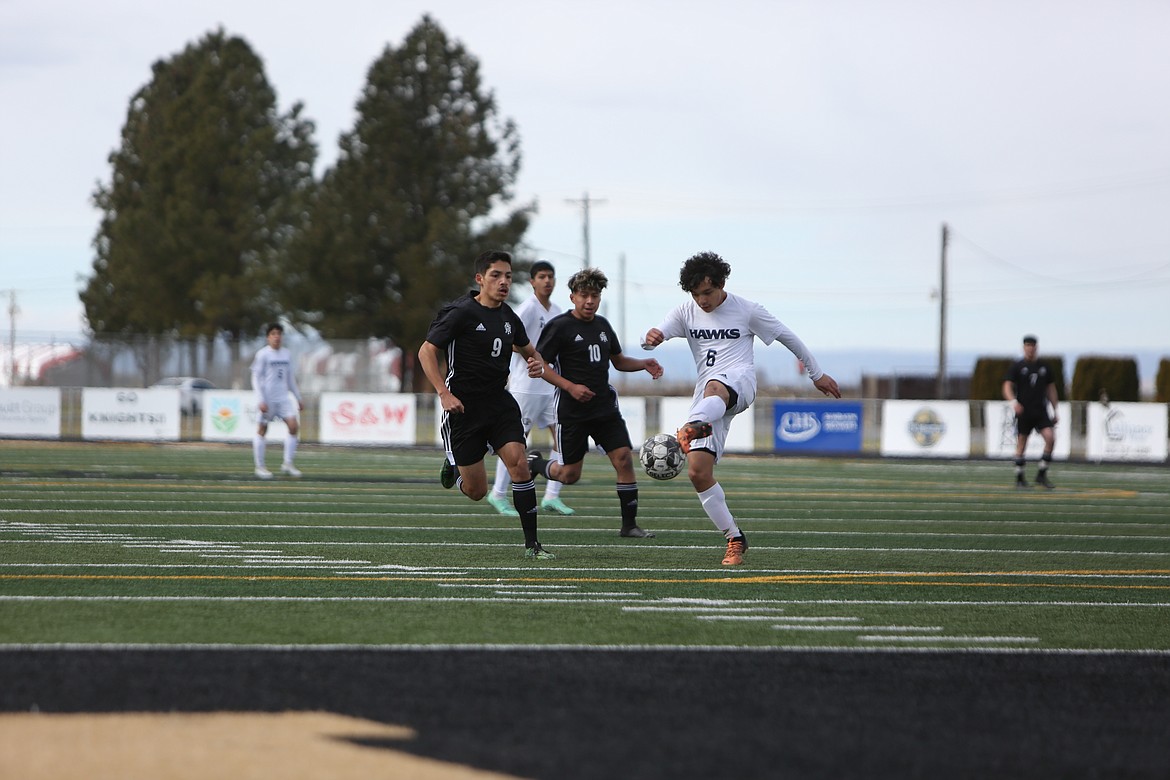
[487,260,575,517]
[251,323,305,479]
[642,252,841,565]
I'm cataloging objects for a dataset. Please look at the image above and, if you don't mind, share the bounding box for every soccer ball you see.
[640,433,685,481]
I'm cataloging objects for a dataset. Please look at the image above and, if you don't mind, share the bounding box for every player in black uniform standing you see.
[527,268,663,538]
[418,250,555,559]
[1002,334,1059,489]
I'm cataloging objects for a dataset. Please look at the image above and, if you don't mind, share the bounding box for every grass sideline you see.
[2,440,1169,651]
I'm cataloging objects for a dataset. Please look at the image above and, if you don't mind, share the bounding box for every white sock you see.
[697,482,740,539]
[283,434,298,464]
[492,457,511,498]
[543,450,564,499]
[253,434,266,468]
[688,395,727,424]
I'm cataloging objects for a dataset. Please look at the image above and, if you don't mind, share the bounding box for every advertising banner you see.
[879,400,970,458]
[201,390,298,442]
[983,401,1072,459]
[0,387,61,438]
[773,401,863,453]
[82,388,181,441]
[1085,402,1168,462]
[660,396,754,453]
[619,396,646,447]
[319,392,417,445]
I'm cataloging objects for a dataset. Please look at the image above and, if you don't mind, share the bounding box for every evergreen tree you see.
[286,15,533,363]
[82,29,316,344]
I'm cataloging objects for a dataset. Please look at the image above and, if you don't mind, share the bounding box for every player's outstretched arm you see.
[814,373,842,399]
[611,353,663,379]
[641,328,665,350]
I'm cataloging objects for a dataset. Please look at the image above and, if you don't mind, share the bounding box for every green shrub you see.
[1070,356,1140,402]
[1156,359,1170,403]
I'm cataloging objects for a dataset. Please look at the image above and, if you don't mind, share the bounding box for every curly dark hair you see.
[678,251,731,292]
[567,267,609,293]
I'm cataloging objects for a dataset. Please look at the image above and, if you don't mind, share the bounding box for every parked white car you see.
[151,376,216,416]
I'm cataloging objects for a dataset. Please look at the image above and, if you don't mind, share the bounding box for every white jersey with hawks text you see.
[250,345,302,406]
[508,295,561,395]
[655,291,824,389]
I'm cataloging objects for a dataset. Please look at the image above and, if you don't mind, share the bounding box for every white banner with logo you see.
[879,400,970,458]
[0,387,61,438]
[319,392,417,444]
[619,395,647,449]
[201,390,298,442]
[660,396,754,453]
[983,401,1072,459]
[82,388,181,441]
[1085,402,1168,462]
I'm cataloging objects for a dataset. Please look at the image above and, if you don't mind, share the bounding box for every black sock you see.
[529,453,548,480]
[513,480,539,547]
[617,482,638,529]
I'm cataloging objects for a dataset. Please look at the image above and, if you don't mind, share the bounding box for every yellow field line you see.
[5,570,1170,592]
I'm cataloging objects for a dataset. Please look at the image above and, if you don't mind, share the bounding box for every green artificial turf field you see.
[3,440,1168,651]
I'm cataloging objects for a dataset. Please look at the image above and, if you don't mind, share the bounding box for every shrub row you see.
[970,356,1158,402]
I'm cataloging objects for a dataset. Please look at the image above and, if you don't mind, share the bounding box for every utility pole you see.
[565,191,606,270]
[936,223,949,400]
[6,290,18,386]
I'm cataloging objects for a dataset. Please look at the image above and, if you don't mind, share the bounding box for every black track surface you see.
[3,649,1169,779]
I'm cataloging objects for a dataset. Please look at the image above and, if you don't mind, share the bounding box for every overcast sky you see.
[3,0,1168,376]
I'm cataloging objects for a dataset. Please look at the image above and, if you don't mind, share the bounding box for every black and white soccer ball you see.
[640,433,685,481]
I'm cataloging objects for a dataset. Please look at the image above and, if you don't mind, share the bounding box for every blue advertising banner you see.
[773,401,863,453]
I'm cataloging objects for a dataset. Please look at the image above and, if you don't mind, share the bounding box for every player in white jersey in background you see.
[250,323,305,479]
[643,252,840,565]
[487,260,574,516]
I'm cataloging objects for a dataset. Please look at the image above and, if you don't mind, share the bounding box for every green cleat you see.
[440,459,456,489]
[524,543,556,560]
[488,493,519,517]
[541,496,575,515]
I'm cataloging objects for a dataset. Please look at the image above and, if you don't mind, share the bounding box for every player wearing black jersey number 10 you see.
[527,268,663,539]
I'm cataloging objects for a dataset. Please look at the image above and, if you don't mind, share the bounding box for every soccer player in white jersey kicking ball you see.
[643,252,840,566]
[487,260,575,517]
[251,323,305,479]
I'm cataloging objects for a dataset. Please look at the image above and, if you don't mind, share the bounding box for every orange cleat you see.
[722,535,748,566]
[676,420,713,454]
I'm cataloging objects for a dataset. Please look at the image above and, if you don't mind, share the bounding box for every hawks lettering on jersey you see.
[656,291,823,386]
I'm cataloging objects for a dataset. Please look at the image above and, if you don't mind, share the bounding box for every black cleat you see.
[1015,475,1030,489]
[440,459,456,489]
[1035,473,1054,490]
[620,526,656,538]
